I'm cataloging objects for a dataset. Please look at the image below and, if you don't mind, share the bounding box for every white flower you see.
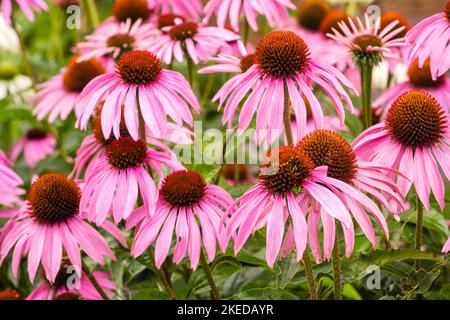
[0,16,19,52]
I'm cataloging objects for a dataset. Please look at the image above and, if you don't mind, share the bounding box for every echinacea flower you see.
[148,18,240,65]
[0,173,115,283]
[0,289,21,300]
[0,149,24,207]
[214,30,356,139]
[131,170,233,269]
[295,130,405,261]
[149,0,203,21]
[406,1,450,80]
[373,58,450,118]
[76,50,200,140]
[9,129,56,168]
[226,146,353,267]
[27,261,115,300]
[203,0,294,32]
[32,56,107,123]
[353,90,450,211]
[76,18,154,62]
[1,0,48,24]
[80,137,184,225]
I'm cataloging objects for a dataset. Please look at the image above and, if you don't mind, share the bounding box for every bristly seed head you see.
[106,137,147,169]
[255,31,310,78]
[259,146,314,195]
[161,170,206,207]
[169,22,198,41]
[54,293,83,300]
[352,34,383,52]
[158,14,185,30]
[386,90,447,148]
[28,173,80,225]
[380,11,411,39]
[116,50,162,84]
[319,11,350,35]
[112,0,151,22]
[26,128,48,140]
[408,58,446,88]
[240,54,256,73]
[297,130,357,183]
[63,57,105,93]
[351,34,383,67]
[0,290,21,300]
[296,0,331,31]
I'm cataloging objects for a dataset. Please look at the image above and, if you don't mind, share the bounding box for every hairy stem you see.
[82,260,110,300]
[147,248,176,299]
[360,64,373,129]
[200,251,221,300]
[283,79,294,146]
[332,232,343,300]
[415,195,424,270]
[302,248,318,300]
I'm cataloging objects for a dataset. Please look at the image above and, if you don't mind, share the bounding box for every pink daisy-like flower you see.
[76,19,154,62]
[32,56,107,123]
[327,13,407,66]
[80,137,184,225]
[203,0,294,32]
[149,0,203,21]
[0,149,24,207]
[148,18,240,65]
[1,0,48,24]
[353,90,450,211]
[374,58,450,117]
[76,50,200,140]
[0,173,115,283]
[214,30,356,139]
[27,263,115,300]
[9,128,56,168]
[226,146,354,267]
[406,2,450,80]
[131,170,233,270]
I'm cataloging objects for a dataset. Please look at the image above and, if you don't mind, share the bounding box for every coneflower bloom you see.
[27,262,115,300]
[406,2,450,80]
[76,50,200,141]
[1,0,48,24]
[0,149,24,207]
[131,170,233,269]
[0,173,115,283]
[32,56,107,123]
[374,58,450,117]
[227,146,353,267]
[295,130,405,261]
[148,19,240,65]
[149,0,203,21]
[9,129,56,168]
[80,137,184,225]
[203,0,294,32]
[76,19,154,62]
[353,90,450,211]
[214,31,356,139]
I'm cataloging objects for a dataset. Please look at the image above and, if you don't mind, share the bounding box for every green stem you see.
[282,79,294,146]
[332,232,343,300]
[302,248,318,300]
[147,247,176,299]
[84,0,100,28]
[82,260,110,300]
[415,195,424,270]
[200,73,216,108]
[200,251,221,300]
[186,54,194,87]
[360,64,373,129]
[243,20,250,46]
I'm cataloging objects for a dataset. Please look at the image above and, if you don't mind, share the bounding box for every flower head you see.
[0,149,24,207]
[1,0,48,24]
[296,0,331,32]
[9,129,56,168]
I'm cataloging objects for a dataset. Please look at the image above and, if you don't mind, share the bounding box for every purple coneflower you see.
[9,129,56,168]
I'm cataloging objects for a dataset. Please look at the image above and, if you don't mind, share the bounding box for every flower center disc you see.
[54,293,83,300]
[112,0,151,22]
[0,290,21,300]
[296,0,331,31]
[0,63,19,80]
[240,54,256,73]
[297,130,357,183]
[28,173,81,225]
[408,58,446,87]
[63,57,105,93]
[161,170,206,207]
[445,1,450,20]
[26,128,47,140]
[380,11,411,39]
[352,34,383,52]
[255,31,310,78]
[106,34,135,49]
[93,108,130,147]
[158,14,185,30]
[169,22,198,41]
[106,137,147,169]
[259,146,314,194]
[116,50,162,84]
[386,90,447,148]
[319,11,349,35]
[222,164,250,183]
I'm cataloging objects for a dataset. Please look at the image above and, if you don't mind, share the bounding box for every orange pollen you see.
[161,170,206,207]
[408,58,446,88]
[106,137,147,169]
[116,50,162,84]
[240,54,255,72]
[112,0,151,22]
[63,57,105,93]
[169,22,198,41]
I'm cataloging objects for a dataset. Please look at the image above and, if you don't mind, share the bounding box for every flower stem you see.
[200,251,221,300]
[136,90,146,141]
[84,0,100,28]
[332,232,343,300]
[283,79,294,146]
[360,64,373,129]
[415,195,424,270]
[302,248,318,300]
[81,260,110,300]
[243,20,250,45]
[147,247,176,299]
[186,54,194,87]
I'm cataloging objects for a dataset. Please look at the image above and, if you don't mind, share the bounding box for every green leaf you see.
[210,255,241,272]
[227,288,298,300]
[131,288,169,300]
[366,249,443,266]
